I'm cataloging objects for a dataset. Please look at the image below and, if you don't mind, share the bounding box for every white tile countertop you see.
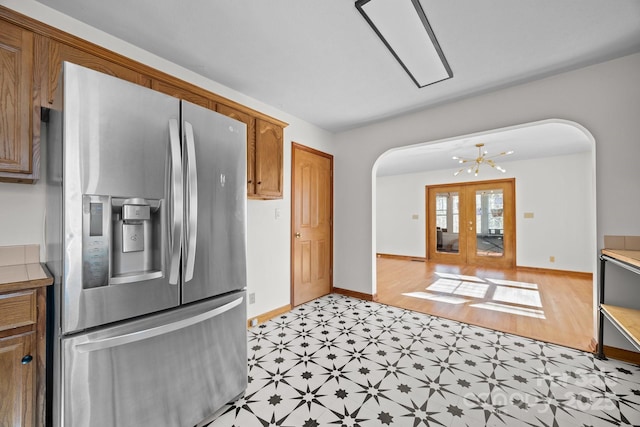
[0,245,52,291]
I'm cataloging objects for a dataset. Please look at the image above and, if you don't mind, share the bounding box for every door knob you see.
[21,355,33,365]
[295,233,301,238]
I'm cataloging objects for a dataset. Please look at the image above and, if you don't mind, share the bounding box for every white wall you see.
[0,126,48,259]
[0,0,335,320]
[377,151,594,273]
[334,52,640,349]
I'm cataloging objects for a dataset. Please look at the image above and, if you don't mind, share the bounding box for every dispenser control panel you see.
[82,195,111,288]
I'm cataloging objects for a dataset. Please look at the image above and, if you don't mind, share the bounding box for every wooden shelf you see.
[601,249,640,269]
[597,247,640,359]
[601,304,640,351]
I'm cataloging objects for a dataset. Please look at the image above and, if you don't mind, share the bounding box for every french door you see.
[426,178,515,268]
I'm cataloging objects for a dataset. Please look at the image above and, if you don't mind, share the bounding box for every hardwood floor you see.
[376,257,594,351]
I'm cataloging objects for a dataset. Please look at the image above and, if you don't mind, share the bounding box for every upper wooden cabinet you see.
[217,104,283,199]
[0,8,287,190]
[47,40,151,105]
[255,119,284,199]
[0,21,33,177]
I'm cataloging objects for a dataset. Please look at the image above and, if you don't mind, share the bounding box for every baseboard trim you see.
[247,303,292,328]
[333,287,378,302]
[601,345,640,365]
[515,266,593,280]
[376,253,426,262]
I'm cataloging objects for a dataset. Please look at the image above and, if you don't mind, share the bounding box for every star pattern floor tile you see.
[206,294,640,427]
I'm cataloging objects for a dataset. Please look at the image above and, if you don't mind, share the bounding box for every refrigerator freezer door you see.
[59,62,181,333]
[181,102,247,303]
[57,292,247,427]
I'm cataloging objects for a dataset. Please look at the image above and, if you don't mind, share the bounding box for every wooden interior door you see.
[427,178,515,268]
[292,143,333,306]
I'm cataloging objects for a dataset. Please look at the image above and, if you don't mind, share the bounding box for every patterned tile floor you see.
[207,294,640,427]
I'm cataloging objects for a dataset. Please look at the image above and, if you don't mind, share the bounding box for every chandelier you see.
[453,143,514,176]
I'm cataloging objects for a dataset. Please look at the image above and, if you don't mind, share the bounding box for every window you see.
[435,192,459,233]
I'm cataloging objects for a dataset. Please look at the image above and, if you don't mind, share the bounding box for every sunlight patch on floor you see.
[486,278,539,289]
[434,272,486,283]
[425,278,460,293]
[453,281,490,298]
[470,302,546,319]
[493,286,542,307]
[403,274,546,319]
[426,278,490,298]
[402,291,470,304]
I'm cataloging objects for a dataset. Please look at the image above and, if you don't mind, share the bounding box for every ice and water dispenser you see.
[82,195,163,288]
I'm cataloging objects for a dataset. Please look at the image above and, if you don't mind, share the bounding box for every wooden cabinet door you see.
[216,104,256,195]
[47,40,151,105]
[0,332,35,427]
[255,119,283,199]
[0,21,33,174]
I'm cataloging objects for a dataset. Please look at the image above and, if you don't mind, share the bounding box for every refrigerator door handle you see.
[75,296,243,353]
[168,119,183,285]
[184,121,198,282]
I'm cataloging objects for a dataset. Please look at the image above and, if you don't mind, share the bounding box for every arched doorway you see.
[372,119,597,351]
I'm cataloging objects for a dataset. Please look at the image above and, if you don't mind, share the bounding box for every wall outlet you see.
[250,318,258,327]
[411,214,419,220]
[549,256,555,263]
[249,292,255,304]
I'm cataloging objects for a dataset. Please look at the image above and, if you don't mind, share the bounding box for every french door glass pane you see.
[475,189,504,257]
[435,192,459,254]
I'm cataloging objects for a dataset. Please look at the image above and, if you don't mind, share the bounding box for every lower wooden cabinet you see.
[0,282,50,427]
[0,331,36,427]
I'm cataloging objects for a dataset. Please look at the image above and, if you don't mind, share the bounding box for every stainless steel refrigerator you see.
[45,62,248,427]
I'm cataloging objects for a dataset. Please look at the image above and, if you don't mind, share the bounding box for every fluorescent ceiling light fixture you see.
[356,0,453,88]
